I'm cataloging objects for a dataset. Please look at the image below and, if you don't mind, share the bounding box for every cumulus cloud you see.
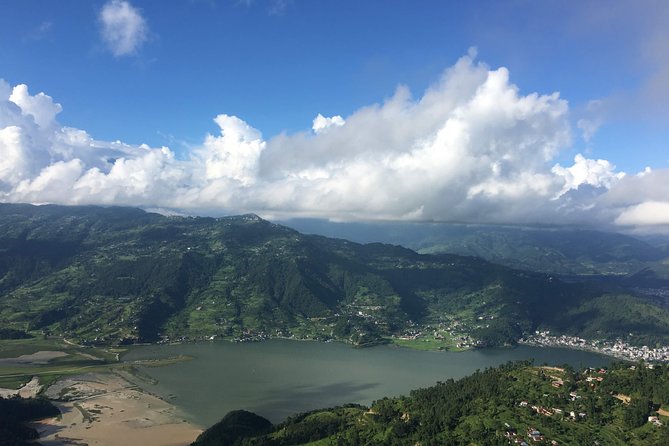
[196,114,265,186]
[552,154,625,196]
[9,84,62,128]
[0,53,665,229]
[0,81,175,205]
[312,114,345,133]
[0,126,32,185]
[255,55,571,222]
[99,0,148,57]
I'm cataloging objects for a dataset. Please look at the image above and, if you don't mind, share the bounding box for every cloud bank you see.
[99,0,148,56]
[1,54,667,229]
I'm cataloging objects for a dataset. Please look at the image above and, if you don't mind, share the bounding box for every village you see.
[502,364,667,445]
[520,331,669,363]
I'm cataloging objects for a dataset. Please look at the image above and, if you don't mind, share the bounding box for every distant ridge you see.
[281,218,668,276]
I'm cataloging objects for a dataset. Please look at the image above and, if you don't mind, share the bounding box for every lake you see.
[123,340,612,426]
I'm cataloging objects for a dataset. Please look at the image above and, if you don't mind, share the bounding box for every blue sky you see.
[0,0,668,228]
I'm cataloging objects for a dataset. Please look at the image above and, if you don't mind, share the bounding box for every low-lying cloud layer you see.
[1,53,667,229]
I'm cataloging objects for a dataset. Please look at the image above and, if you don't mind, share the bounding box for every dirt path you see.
[614,394,631,404]
[539,366,565,373]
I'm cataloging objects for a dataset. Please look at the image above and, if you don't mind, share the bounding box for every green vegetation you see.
[548,294,669,347]
[0,328,31,340]
[192,410,273,446]
[0,337,117,362]
[0,358,108,390]
[195,361,669,445]
[0,396,60,446]
[0,339,196,392]
[0,337,120,389]
[388,335,464,351]
[284,219,669,277]
[1,203,669,350]
[417,227,669,277]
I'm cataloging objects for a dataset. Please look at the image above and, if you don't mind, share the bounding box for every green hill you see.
[281,219,668,276]
[1,203,668,348]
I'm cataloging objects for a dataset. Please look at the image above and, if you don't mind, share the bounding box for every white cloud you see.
[256,55,571,222]
[312,114,345,133]
[616,201,669,226]
[195,114,265,186]
[552,154,625,197]
[99,0,148,57]
[0,126,32,186]
[14,160,85,203]
[9,84,62,128]
[0,81,165,201]
[1,53,666,230]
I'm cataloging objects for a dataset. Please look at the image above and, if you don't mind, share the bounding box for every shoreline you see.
[1,336,636,445]
[518,340,666,363]
[519,332,669,363]
[141,334,661,363]
[33,371,203,446]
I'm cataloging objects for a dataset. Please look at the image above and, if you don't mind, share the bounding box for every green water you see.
[123,340,611,426]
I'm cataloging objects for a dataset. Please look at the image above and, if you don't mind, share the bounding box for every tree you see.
[623,397,651,429]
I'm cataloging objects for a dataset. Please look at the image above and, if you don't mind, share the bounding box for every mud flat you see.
[34,372,202,446]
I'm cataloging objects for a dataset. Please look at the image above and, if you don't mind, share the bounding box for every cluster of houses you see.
[518,400,585,421]
[520,331,669,362]
[513,364,668,445]
[504,424,559,445]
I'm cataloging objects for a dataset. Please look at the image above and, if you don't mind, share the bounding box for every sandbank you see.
[34,372,203,446]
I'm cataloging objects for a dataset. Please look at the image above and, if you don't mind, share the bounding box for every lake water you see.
[123,340,611,426]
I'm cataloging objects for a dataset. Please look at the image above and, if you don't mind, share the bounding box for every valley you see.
[1,204,669,353]
[2,203,669,445]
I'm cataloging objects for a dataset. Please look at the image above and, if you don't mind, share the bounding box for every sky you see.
[0,0,668,230]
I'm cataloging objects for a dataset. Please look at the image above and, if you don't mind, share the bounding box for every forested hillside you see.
[283,219,669,277]
[1,203,668,348]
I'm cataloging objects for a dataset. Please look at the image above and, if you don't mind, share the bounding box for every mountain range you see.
[1,203,668,348]
[281,218,669,277]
